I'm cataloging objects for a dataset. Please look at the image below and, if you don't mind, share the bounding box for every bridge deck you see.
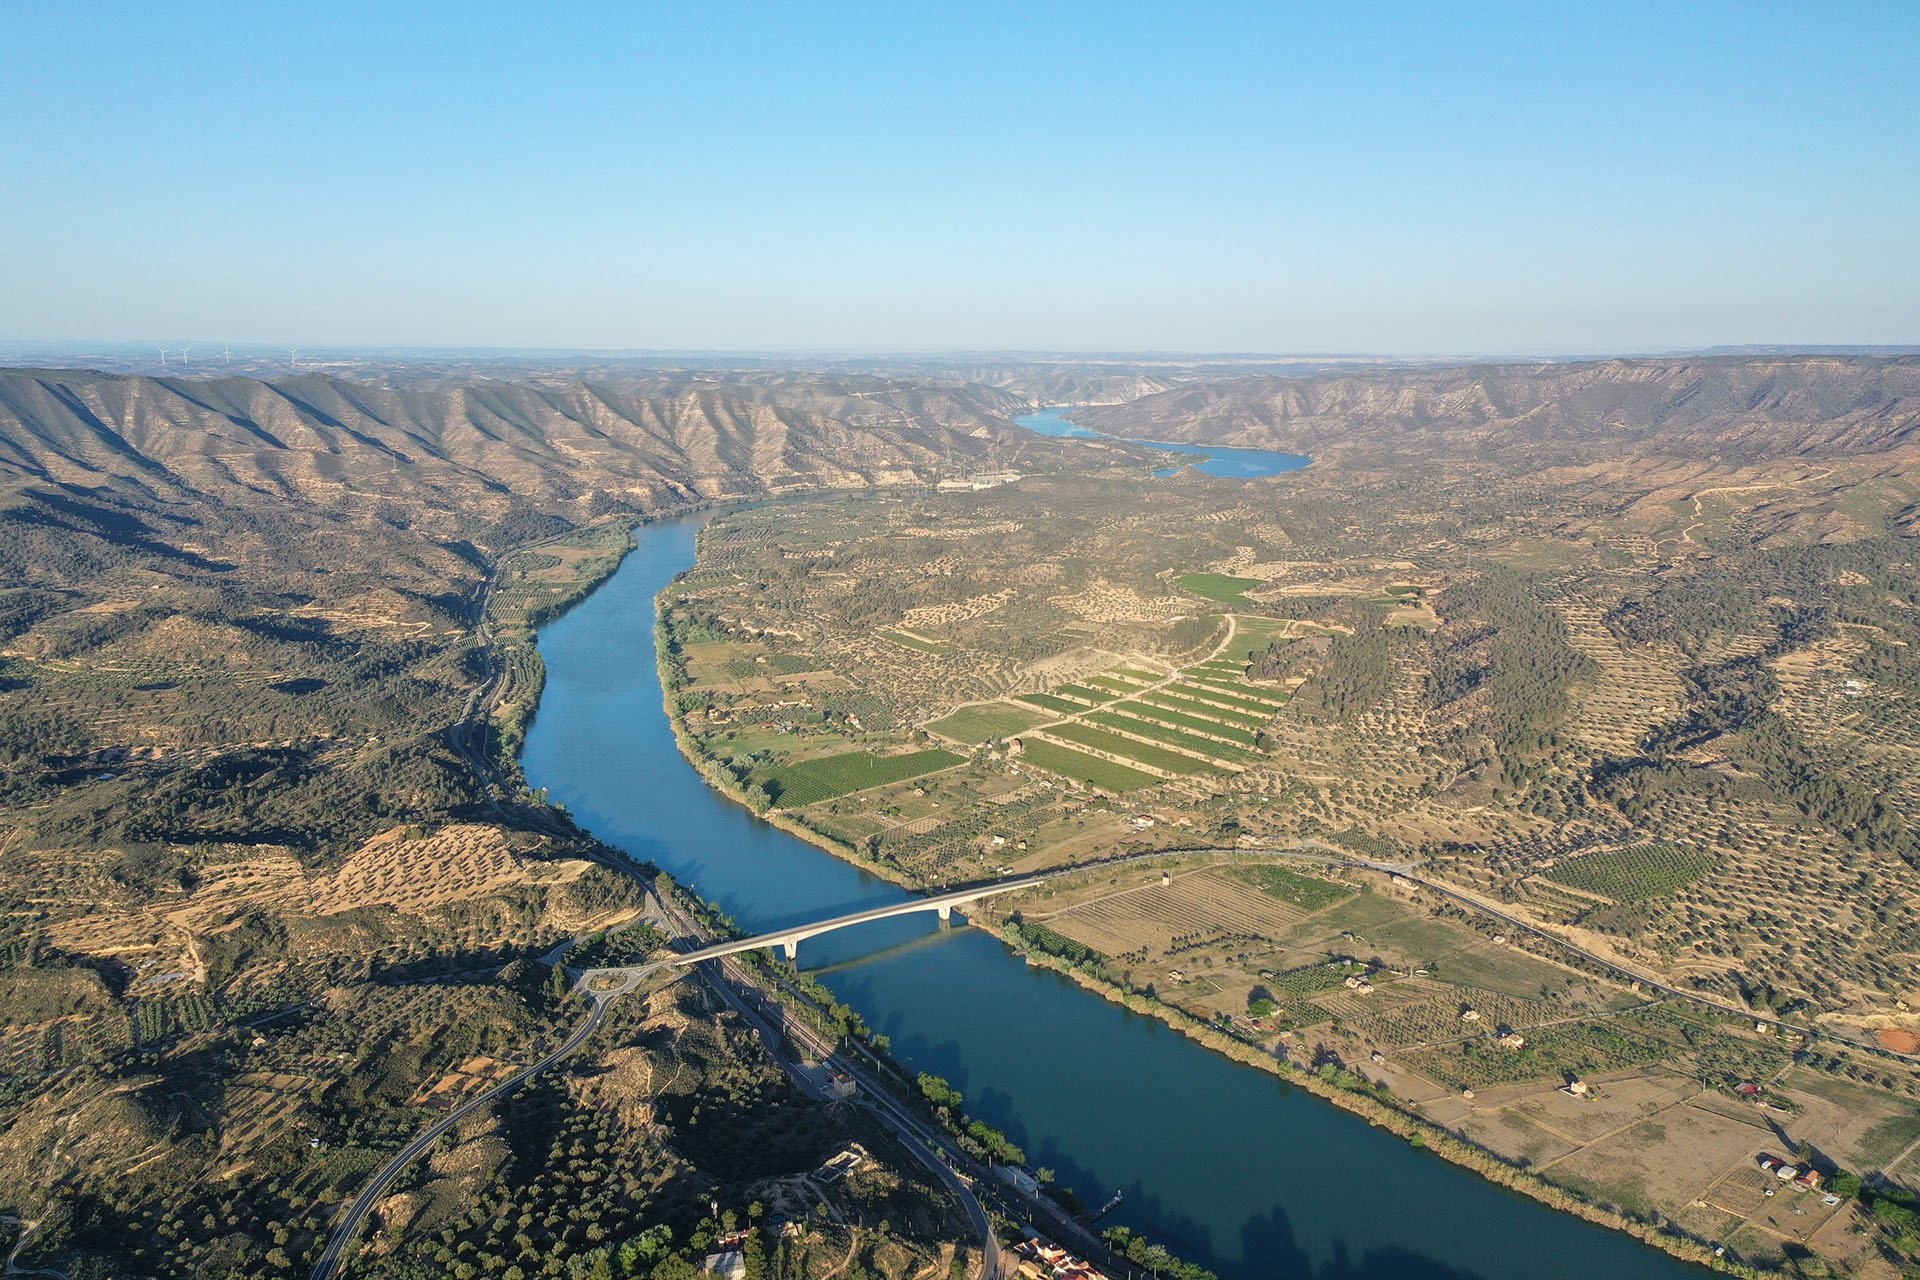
[666,876,1046,965]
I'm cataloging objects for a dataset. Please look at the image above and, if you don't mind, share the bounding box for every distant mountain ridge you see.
[0,369,1052,535]
[1075,356,1920,462]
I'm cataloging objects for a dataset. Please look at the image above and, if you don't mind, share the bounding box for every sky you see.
[1,1,1916,355]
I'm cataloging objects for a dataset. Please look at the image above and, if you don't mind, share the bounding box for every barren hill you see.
[0,368,1050,531]
[1075,356,1920,463]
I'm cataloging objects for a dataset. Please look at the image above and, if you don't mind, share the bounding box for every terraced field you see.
[918,634,1299,795]
[1037,722,1229,776]
[1166,682,1288,717]
[1012,691,1088,714]
[968,644,1305,789]
[1110,699,1260,744]
[1015,739,1162,792]
[1054,682,1121,704]
[1086,710,1256,763]
[1135,690,1269,731]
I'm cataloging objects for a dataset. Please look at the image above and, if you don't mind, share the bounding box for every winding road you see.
[308,993,616,1280]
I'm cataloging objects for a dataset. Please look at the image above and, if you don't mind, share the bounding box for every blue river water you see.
[1013,407,1309,479]
[519,512,1701,1280]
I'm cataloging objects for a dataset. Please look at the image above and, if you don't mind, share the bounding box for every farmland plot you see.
[925,701,1047,744]
[1136,690,1269,730]
[1039,870,1308,958]
[1546,843,1716,902]
[759,747,963,807]
[1016,739,1161,793]
[1038,722,1229,775]
[1086,711,1256,763]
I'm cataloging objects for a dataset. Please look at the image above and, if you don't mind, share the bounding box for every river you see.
[1011,407,1309,478]
[520,511,1702,1280]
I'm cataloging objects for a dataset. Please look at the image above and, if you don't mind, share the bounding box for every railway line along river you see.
[520,511,1704,1280]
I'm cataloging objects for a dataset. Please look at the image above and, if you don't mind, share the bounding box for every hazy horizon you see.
[4,2,1916,352]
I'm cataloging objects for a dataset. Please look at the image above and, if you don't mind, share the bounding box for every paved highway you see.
[308,995,613,1280]
[624,876,1047,967]
[694,950,1005,1280]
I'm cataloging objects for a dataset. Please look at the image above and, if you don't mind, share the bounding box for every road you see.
[445,523,619,825]
[597,877,1048,973]
[1150,841,1920,1064]
[695,951,1005,1280]
[307,994,613,1280]
[312,521,1010,1280]
[595,835,1916,1069]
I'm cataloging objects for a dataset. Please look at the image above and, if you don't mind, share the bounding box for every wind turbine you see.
[288,348,299,369]
[177,345,192,364]
[222,347,233,365]
[157,347,169,368]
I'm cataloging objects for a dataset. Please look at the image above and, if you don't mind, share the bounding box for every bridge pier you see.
[937,904,952,923]
[781,937,798,962]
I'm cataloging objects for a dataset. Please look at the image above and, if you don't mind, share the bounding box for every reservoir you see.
[520,512,1702,1280]
[1012,407,1309,478]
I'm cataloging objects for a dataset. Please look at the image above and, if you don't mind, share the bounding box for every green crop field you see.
[1086,711,1254,763]
[1085,674,1150,694]
[1222,616,1295,661]
[1116,668,1164,681]
[1017,739,1162,793]
[1040,723,1226,775]
[1545,843,1717,902]
[925,702,1047,744]
[1176,572,1264,601]
[1136,691,1269,730]
[880,629,948,654]
[1181,670,1272,694]
[1114,700,1260,744]
[1053,683,1118,704]
[1168,682,1287,716]
[1228,864,1354,911]
[758,747,964,807]
[1012,691,1085,714]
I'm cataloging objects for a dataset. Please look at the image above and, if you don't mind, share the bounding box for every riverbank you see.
[522,508,1724,1280]
[641,525,1746,1277]
[994,935,1748,1277]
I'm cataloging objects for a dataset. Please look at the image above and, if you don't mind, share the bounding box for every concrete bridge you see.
[576,842,1416,995]
[668,876,1047,965]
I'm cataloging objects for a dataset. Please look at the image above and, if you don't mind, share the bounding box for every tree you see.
[916,1072,962,1110]
[651,1255,698,1280]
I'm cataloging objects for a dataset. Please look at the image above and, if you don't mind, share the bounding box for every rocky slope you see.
[0,369,1060,532]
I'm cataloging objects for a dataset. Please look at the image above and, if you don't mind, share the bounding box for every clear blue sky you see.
[2,1,1915,354]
